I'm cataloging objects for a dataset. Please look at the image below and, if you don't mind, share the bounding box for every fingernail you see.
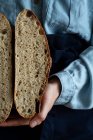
[30,121,37,128]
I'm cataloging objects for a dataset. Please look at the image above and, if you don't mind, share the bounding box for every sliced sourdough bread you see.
[0,13,13,122]
[15,9,52,118]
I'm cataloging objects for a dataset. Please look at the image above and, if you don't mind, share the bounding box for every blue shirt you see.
[0,0,93,109]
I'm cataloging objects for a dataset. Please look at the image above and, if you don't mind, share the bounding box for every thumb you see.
[39,83,57,117]
[29,85,54,128]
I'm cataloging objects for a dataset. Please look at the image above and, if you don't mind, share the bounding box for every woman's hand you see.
[30,76,61,128]
[0,76,61,128]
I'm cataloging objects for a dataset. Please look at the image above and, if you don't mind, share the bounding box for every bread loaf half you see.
[0,13,13,122]
[15,9,52,118]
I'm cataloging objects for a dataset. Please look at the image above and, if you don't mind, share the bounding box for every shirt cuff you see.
[51,71,76,105]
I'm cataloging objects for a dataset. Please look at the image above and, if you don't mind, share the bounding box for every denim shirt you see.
[1,0,93,109]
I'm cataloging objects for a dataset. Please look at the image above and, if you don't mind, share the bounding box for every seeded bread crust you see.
[0,13,13,122]
[14,9,52,118]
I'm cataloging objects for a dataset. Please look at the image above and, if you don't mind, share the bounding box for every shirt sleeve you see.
[53,46,93,109]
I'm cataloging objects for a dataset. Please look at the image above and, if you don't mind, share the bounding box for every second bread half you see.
[14,9,52,118]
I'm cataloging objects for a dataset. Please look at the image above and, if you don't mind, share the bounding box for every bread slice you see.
[0,13,13,122]
[15,9,52,118]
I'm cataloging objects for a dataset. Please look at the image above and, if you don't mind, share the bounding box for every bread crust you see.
[0,13,13,122]
[14,9,52,118]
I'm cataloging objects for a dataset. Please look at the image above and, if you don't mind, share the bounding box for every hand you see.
[0,76,61,128]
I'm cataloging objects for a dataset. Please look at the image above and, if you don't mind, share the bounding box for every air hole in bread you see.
[35,99,39,113]
[39,89,43,95]
[35,74,38,78]
[26,10,33,17]
[2,97,5,101]
[16,92,19,97]
[36,21,39,26]
[22,106,24,109]
[17,107,19,110]
[18,30,21,35]
[23,98,25,101]
[36,41,39,45]
[2,83,4,85]
[39,29,44,35]
[36,53,38,56]
[25,31,28,34]
[23,21,27,23]
[44,49,47,54]
[35,71,39,77]
[2,29,7,34]
[1,116,4,120]
[33,35,36,37]
[1,36,4,40]
[18,80,22,86]
[28,108,32,114]
[47,54,49,58]
[37,71,39,74]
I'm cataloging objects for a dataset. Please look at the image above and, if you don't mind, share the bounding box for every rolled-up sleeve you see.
[53,46,93,109]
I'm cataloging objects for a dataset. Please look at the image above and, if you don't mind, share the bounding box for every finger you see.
[29,113,46,128]
[40,84,55,115]
[29,89,51,128]
[30,83,59,128]
[0,118,30,127]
